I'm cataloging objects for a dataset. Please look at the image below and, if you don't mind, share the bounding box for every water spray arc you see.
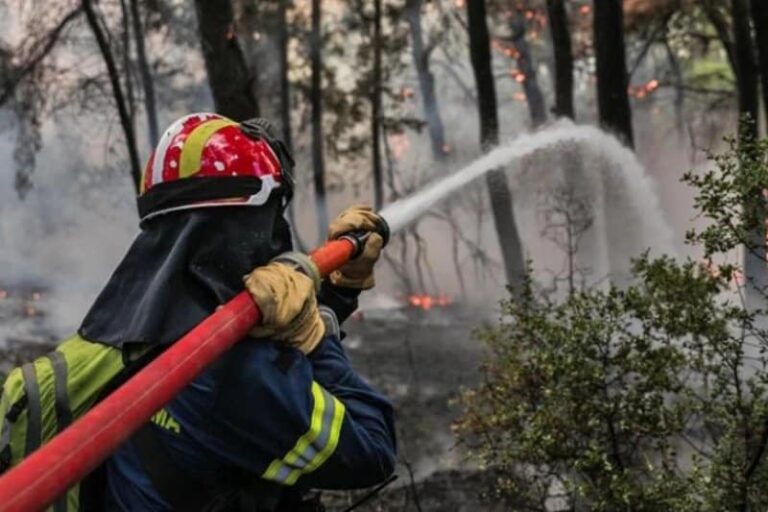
[0,122,673,511]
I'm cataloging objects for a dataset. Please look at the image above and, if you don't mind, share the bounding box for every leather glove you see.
[244,261,325,354]
[327,205,383,290]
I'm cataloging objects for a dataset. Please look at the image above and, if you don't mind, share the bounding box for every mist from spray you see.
[380,121,676,267]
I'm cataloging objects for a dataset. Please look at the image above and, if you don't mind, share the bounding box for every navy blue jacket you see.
[104,331,396,510]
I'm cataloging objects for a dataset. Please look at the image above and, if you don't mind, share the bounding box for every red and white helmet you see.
[137,113,294,223]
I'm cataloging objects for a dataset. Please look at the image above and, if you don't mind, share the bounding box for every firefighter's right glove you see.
[327,205,383,290]
[244,261,325,354]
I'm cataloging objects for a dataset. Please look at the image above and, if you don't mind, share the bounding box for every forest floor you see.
[322,303,510,511]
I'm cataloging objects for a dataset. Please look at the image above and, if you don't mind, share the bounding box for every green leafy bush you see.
[456,137,768,511]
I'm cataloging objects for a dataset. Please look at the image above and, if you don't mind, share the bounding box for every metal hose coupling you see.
[339,213,391,259]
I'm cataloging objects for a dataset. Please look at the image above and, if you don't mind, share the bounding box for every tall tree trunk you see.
[311,0,329,241]
[83,0,142,196]
[593,0,634,147]
[278,0,293,152]
[545,0,574,119]
[404,0,447,160]
[193,0,258,121]
[278,0,305,251]
[750,0,768,133]
[466,0,526,291]
[371,0,384,209]
[510,10,547,127]
[732,0,766,301]
[118,0,136,126]
[130,0,159,146]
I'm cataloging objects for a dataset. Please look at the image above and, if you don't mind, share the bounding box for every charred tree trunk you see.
[404,0,447,160]
[118,0,136,125]
[278,0,293,152]
[194,0,258,121]
[750,0,768,133]
[279,0,305,251]
[593,0,633,147]
[466,0,526,292]
[130,0,159,146]
[733,0,760,140]
[545,0,574,119]
[83,0,142,196]
[510,10,547,127]
[371,0,384,209]
[732,0,766,301]
[311,0,329,240]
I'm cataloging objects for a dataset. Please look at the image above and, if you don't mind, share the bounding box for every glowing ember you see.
[455,0,465,8]
[511,70,527,83]
[579,5,591,15]
[401,87,415,100]
[388,133,411,160]
[408,294,452,311]
[628,79,661,99]
[442,144,452,154]
[699,259,745,287]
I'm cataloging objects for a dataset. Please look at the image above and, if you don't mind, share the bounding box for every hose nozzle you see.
[339,212,390,259]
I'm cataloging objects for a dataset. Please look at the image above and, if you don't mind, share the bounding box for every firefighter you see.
[77,113,395,510]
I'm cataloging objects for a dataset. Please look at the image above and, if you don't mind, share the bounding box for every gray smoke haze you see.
[0,7,735,346]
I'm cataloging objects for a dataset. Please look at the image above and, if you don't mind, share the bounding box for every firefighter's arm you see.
[298,334,397,489]
[206,336,396,490]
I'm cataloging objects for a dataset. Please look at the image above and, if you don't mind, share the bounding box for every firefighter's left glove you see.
[244,261,325,354]
[327,205,384,290]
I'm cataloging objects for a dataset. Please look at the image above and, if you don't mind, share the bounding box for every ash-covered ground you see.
[323,299,510,511]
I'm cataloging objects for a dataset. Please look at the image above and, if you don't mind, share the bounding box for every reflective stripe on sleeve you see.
[261,382,346,485]
[47,351,72,432]
[0,389,10,457]
[20,363,41,456]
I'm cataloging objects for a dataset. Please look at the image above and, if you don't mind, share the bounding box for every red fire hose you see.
[0,221,388,512]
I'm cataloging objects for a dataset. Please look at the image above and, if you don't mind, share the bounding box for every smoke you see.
[379,121,676,293]
[0,120,138,343]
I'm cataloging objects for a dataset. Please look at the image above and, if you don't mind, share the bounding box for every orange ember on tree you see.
[511,70,527,83]
[579,5,591,15]
[628,79,661,99]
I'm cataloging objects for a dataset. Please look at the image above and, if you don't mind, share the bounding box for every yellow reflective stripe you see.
[262,382,346,485]
[304,395,345,474]
[151,408,181,434]
[178,119,238,178]
[0,388,10,453]
[263,383,325,482]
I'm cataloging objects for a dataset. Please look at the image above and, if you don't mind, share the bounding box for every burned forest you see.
[3,0,768,511]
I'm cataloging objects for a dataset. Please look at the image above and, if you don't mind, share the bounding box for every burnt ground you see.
[0,292,508,510]
[322,305,509,511]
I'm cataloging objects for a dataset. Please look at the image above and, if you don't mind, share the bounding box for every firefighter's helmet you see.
[137,113,294,224]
